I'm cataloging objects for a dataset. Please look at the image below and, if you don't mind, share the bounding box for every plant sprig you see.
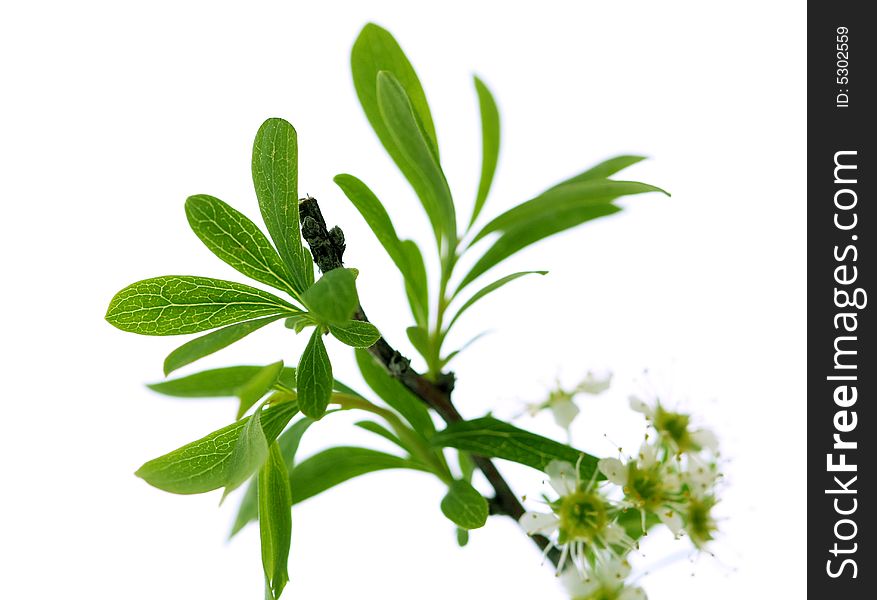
[106,22,672,599]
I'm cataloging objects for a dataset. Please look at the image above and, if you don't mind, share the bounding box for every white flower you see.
[628,395,717,456]
[598,442,689,538]
[527,372,612,431]
[561,555,647,600]
[685,454,720,495]
[519,459,634,576]
[682,494,719,549]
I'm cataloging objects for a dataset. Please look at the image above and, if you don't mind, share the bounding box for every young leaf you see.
[440,331,491,370]
[135,400,298,495]
[289,447,427,505]
[252,118,313,292]
[231,417,315,538]
[458,451,476,482]
[546,155,647,191]
[441,480,488,529]
[185,194,298,296]
[430,417,599,480]
[470,76,500,227]
[106,276,298,336]
[333,174,429,327]
[354,421,409,452]
[355,349,435,438]
[258,442,292,600]
[445,271,547,334]
[222,404,269,500]
[236,361,285,419]
[405,326,430,358]
[351,23,439,159]
[328,320,380,348]
[163,316,285,375]
[297,329,333,419]
[456,527,469,547]
[149,365,297,398]
[471,180,668,245]
[302,268,359,325]
[376,71,456,246]
[458,204,622,291]
[400,240,429,327]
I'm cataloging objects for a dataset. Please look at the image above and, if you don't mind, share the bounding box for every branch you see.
[299,196,561,567]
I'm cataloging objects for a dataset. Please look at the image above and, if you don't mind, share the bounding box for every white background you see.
[0,1,805,598]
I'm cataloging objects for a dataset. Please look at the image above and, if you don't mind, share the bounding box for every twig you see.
[299,196,562,567]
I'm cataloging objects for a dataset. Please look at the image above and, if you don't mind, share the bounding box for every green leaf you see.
[149,365,266,397]
[258,442,292,600]
[458,451,476,482]
[376,71,456,246]
[406,326,430,358]
[252,118,313,292]
[456,527,469,547]
[163,316,285,375]
[470,76,500,227]
[106,276,298,336]
[446,271,546,334]
[222,404,269,500]
[459,204,622,291]
[289,447,426,505]
[185,194,298,297]
[302,268,359,325]
[351,23,439,159]
[149,365,297,397]
[333,174,429,327]
[399,241,429,328]
[354,420,409,452]
[471,179,668,244]
[355,349,435,438]
[430,417,599,480]
[135,400,298,494]
[236,361,285,419]
[547,155,647,191]
[328,320,380,348]
[231,417,315,538]
[297,329,333,419]
[441,480,488,529]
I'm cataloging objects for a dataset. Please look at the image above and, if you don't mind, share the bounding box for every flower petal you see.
[598,555,632,581]
[551,398,580,429]
[546,460,578,496]
[620,586,648,600]
[598,457,628,486]
[604,522,630,545]
[692,428,719,452]
[658,508,684,537]
[561,568,598,597]
[576,371,612,395]
[629,395,653,417]
[520,511,559,535]
[637,442,658,469]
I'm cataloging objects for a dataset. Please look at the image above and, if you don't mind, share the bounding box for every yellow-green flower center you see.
[626,464,663,509]
[557,490,610,543]
[654,406,694,451]
[686,496,717,547]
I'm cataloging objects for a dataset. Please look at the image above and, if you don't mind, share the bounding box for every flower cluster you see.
[520,390,722,599]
